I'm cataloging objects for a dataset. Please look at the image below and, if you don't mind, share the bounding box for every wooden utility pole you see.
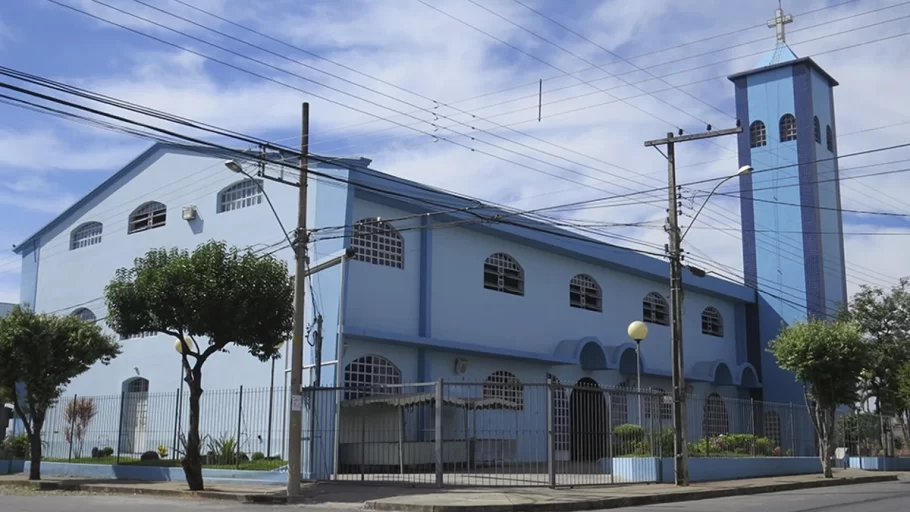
[287,102,310,496]
[644,124,743,486]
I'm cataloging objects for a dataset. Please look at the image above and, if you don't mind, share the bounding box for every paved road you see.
[608,481,910,511]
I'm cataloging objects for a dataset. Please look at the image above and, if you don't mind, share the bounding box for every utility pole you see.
[287,102,310,496]
[644,124,742,486]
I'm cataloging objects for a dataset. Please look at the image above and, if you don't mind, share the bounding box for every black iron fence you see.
[11,386,288,470]
[6,380,895,486]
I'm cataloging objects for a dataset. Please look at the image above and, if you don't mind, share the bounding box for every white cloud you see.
[5,0,910,305]
[0,128,143,171]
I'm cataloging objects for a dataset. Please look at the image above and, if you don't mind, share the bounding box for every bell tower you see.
[728,6,847,404]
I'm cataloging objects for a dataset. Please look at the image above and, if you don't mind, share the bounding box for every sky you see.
[0,0,908,306]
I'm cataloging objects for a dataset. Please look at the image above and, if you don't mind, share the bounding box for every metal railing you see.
[6,386,288,469]
[4,380,877,486]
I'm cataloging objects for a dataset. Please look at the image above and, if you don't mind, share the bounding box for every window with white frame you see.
[483,253,524,296]
[569,274,602,312]
[343,354,402,400]
[749,120,766,148]
[647,387,672,421]
[702,393,729,437]
[642,292,669,325]
[764,411,782,448]
[547,373,569,451]
[350,218,404,269]
[483,370,524,409]
[120,331,155,341]
[70,222,103,250]
[609,382,628,428]
[218,179,263,213]
[701,307,724,337]
[128,201,167,234]
[780,114,797,142]
[71,307,96,322]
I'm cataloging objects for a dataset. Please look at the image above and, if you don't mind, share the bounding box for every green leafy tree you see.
[768,319,868,478]
[0,306,120,480]
[839,279,910,442]
[105,241,293,490]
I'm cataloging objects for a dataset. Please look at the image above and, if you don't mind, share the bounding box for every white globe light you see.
[627,321,649,342]
[174,338,190,355]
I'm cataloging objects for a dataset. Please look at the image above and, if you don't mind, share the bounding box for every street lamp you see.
[627,321,649,426]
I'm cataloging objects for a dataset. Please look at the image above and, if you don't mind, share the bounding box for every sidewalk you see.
[0,470,899,509]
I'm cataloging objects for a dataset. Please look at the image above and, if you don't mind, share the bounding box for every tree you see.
[0,306,120,480]
[63,397,97,459]
[839,279,910,442]
[105,240,293,490]
[768,319,868,478]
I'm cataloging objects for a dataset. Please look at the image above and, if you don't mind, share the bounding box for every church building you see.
[10,8,844,478]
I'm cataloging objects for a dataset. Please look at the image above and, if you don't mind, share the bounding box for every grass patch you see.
[43,456,286,471]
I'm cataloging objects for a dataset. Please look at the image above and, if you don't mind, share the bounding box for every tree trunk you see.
[181,368,205,491]
[814,405,836,478]
[27,418,44,481]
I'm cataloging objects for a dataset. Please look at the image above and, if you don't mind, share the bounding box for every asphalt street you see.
[1,481,909,511]
[607,480,910,511]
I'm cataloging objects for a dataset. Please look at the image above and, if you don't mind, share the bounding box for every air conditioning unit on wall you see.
[454,358,468,375]
[182,205,197,221]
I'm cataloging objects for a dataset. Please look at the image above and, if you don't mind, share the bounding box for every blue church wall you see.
[809,69,847,315]
[424,221,741,377]
[343,198,422,337]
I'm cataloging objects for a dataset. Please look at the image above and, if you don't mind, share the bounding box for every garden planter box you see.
[612,456,821,483]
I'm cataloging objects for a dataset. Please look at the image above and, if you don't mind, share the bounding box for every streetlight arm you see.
[226,161,296,254]
[679,175,736,242]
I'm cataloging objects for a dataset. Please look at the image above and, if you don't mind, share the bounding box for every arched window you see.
[749,120,766,148]
[764,411,782,448]
[71,307,96,322]
[483,253,524,296]
[218,179,263,213]
[128,201,167,234]
[70,222,103,250]
[643,292,669,325]
[813,116,821,144]
[702,393,729,438]
[826,125,834,152]
[779,114,797,142]
[648,387,672,421]
[609,382,628,428]
[343,354,401,400]
[547,374,569,451]
[569,274,602,312]
[701,307,723,337]
[350,218,404,269]
[483,370,524,409]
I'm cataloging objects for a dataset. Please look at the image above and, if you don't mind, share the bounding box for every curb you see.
[363,475,899,512]
[0,479,292,503]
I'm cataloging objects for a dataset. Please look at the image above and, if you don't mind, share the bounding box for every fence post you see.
[116,390,125,464]
[435,378,443,488]
[171,388,180,461]
[789,403,796,456]
[67,394,77,462]
[546,380,555,488]
[236,386,244,469]
[607,393,615,485]
[749,398,755,455]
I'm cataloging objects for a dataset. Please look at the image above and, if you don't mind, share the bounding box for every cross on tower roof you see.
[767,6,793,43]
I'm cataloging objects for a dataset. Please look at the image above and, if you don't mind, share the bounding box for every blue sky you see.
[0,0,909,303]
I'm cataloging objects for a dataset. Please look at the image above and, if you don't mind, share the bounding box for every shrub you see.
[687,434,774,457]
[101,446,114,457]
[91,447,100,458]
[613,424,645,442]
[157,445,168,459]
[140,450,160,461]
[251,452,265,461]
[206,434,241,464]
[0,434,29,459]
